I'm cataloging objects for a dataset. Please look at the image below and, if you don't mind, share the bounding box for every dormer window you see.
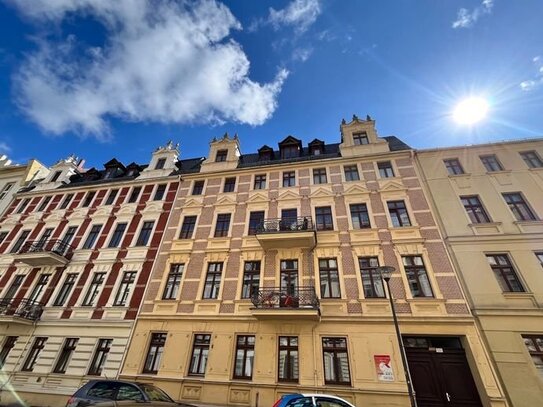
[309,139,325,156]
[353,132,369,145]
[50,171,62,182]
[281,145,299,159]
[155,158,166,170]
[216,150,228,162]
[313,148,321,156]
[258,145,274,161]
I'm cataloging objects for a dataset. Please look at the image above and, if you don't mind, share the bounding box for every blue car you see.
[272,393,356,407]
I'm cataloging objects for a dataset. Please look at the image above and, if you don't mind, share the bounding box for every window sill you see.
[447,173,471,178]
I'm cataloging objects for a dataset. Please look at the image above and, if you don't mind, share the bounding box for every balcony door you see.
[280,260,298,295]
[281,209,297,231]
[35,228,54,250]
[28,274,51,303]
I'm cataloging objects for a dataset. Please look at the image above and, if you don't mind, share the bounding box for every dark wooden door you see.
[406,348,482,407]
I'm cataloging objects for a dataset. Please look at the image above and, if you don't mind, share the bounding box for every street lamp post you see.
[378,266,418,407]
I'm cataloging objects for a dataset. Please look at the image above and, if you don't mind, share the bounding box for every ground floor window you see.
[523,335,543,378]
[189,334,211,376]
[278,336,299,382]
[322,337,351,385]
[143,333,167,374]
[234,335,255,380]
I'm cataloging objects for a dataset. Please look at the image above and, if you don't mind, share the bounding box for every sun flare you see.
[453,97,489,125]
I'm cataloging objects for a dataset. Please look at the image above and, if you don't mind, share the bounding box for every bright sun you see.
[453,97,489,125]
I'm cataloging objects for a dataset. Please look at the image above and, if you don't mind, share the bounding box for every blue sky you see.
[0,0,542,168]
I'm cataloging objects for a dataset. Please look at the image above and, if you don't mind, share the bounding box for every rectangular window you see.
[10,230,30,253]
[82,272,106,306]
[162,264,184,300]
[0,231,8,245]
[444,158,465,175]
[60,194,74,209]
[388,200,411,227]
[248,211,265,235]
[359,257,385,298]
[189,334,211,376]
[128,187,141,203]
[344,165,360,181]
[461,196,491,223]
[113,271,137,306]
[216,149,228,162]
[522,335,543,378]
[281,146,299,159]
[203,263,223,299]
[315,206,333,231]
[322,337,351,385]
[503,193,537,221]
[254,174,266,190]
[143,333,167,374]
[377,161,394,178]
[0,336,17,368]
[88,339,112,376]
[82,191,96,208]
[28,273,50,302]
[53,338,78,374]
[214,214,231,237]
[108,223,127,248]
[486,254,524,292]
[0,182,14,200]
[350,203,370,229]
[105,189,118,205]
[179,216,197,239]
[480,155,504,172]
[153,184,167,201]
[313,168,327,184]
[36,228,53,249]
[520,151,543,168]
[53,273,78,306]
[223,177,236,193]
[353,132,369,145]
[3,275,24,300]
[283,171,296,187]
[61,226,77,247]
[82,224,102,249]
[403,256,434,297]
[242,261,261,299]
[135,221,154,246]
[192,181,204,195]
[155,158,166,170]
[16,198,30,214]
[278,336,298,382]
[319,258,340,298]
[536,252,543,267]
[37,196,52,212]
[22,337,47,372]
[234,335,255,380]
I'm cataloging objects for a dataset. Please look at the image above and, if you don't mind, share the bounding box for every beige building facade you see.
[120,118,507,407]
[416,140,543,407]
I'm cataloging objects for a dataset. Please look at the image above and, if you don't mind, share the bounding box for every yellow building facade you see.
[416,139,543,407]
[120,118,507,407]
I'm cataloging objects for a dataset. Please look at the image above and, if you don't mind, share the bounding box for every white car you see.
[272,393,356,407]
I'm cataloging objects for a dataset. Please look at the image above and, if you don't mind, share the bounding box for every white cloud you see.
[7,0,288,138]
[452,0,494,29]
[269,0,321,33]
[520,55,543,91]
[292,47,313,62]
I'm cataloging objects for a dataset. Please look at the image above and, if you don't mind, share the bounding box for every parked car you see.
[66,380,193,407]
[272,393,356,407]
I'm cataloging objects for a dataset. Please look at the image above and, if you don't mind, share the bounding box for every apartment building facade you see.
[0,155,49,217]
[0,143,180,406]
[120,118,507,407]
[416,140,543,407]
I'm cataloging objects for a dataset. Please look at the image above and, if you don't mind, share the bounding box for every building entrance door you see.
[403,337,482,407]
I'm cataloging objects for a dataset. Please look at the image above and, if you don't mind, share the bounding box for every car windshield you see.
[139,384,174,402]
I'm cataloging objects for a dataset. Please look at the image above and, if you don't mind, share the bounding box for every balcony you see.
[250,286,320,320]
[15,239,73,267]
[0,297,44,322]
[255,217,316,249]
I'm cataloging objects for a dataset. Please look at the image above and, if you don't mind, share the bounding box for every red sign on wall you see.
[374,354,394,381]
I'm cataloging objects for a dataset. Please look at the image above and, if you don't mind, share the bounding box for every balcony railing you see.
[19,239,74,257]
[0,297,44,321]
[251,286,320,310]
[256,217,314,234]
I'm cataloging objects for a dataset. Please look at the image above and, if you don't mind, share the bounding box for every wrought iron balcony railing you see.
[18,239,74,258]
[256,217,314,234]
[251,286,320,309]
[0,297,44,321]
